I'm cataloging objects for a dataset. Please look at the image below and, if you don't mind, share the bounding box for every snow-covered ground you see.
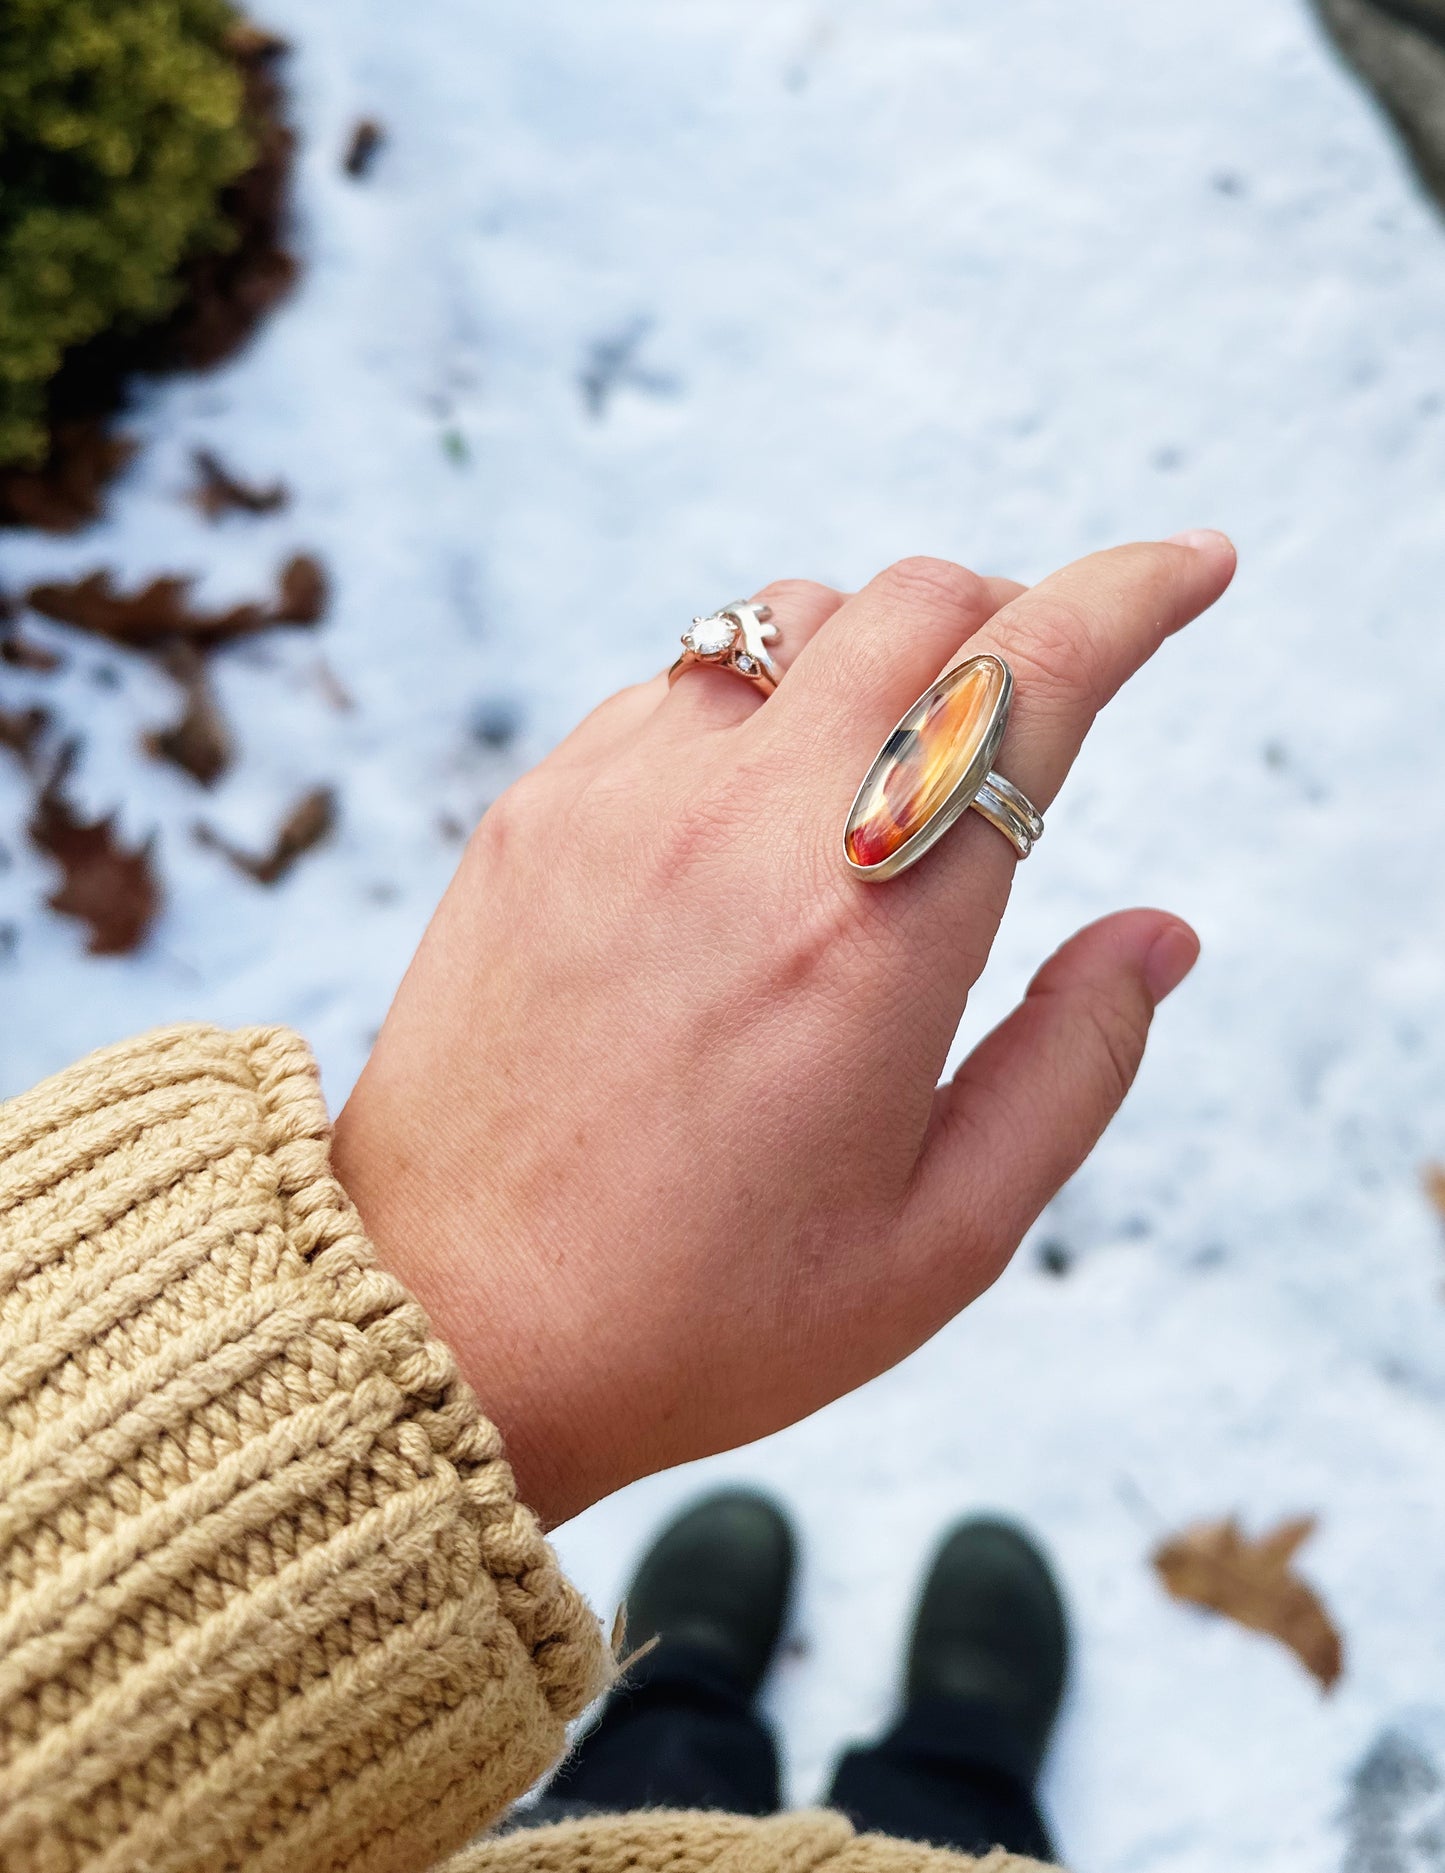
[4,1,1445,1866]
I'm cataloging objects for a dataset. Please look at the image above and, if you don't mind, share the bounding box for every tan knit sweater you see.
[0,1025,1049,1873]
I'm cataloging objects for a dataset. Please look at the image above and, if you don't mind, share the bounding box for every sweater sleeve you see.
[0,1024,609,1873]
[443,1809,1053,1873]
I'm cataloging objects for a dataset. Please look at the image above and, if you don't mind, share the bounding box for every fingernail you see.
[1166,528,1233,552]
[1143,922,1201,1002]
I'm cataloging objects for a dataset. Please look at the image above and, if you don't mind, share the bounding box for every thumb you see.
[901,909,1199,1297]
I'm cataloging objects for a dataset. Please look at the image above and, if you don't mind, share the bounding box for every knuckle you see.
[1105,540,1181,598]
[575,689,636,739]
[754,577,842,612]
[874,555,989,623]
[468,774,540,865]
[1072,988,1150,1106]
[1002,595,1110,713]
[603,676,660,714]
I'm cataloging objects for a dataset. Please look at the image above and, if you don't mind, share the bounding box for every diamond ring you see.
[843,655,1043,878]
[668,600,780,696]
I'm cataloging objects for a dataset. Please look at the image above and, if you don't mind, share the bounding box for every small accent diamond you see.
[684,614,738,658]
[735,654,757,674]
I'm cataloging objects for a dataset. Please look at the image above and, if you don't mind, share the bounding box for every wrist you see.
[331,1073,639,1526]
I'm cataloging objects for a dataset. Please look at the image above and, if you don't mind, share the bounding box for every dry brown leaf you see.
[190,447,288,520]
[1153,1514,1342,1690]
[0,423,138,533]
[29,751,160,955]
[196,786,336,885]
[0,707,49,769]
[274,553,328,624]
[144,647,232,786]
[25,554,328,651]
[1424,1163,1445,1226]
[344,118,385,178]
[1,627,63,671]
[26,570,265,648]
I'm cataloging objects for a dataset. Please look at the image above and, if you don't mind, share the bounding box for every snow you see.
[4,0,1445,1864]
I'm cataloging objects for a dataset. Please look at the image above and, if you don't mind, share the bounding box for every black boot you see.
[624,1488,796,1696]
[534,1490,796,1821]
[827,1517,1068,1859]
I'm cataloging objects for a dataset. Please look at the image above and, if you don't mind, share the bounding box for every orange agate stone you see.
[845,656,1007,870]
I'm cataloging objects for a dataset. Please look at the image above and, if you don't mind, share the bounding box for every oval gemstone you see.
[845,656,1008,870]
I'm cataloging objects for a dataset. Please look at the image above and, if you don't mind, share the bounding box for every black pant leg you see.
[527,1638,781,1822]
[826,1695,1055,1861]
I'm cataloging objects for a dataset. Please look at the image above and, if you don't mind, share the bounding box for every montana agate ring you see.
[843,655,1043,880]
[669,599,780,695]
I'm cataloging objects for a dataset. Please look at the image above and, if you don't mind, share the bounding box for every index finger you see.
[960,530,1236,818]
[904,531,1235,1017]
[776,533,1236,1055]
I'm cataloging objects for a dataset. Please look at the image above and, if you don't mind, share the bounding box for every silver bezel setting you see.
[843,655,1016,881]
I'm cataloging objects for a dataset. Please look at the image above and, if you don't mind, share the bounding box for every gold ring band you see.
[668,600,779,696]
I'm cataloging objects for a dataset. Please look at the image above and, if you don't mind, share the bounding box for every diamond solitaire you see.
[669,600,781,698]
[683,615,739,658]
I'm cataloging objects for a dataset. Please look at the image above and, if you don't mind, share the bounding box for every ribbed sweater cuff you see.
[0,1023,608,1873]
[445,1810,1051,1873]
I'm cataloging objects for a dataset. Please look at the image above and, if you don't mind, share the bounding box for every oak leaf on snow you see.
[25,553,328,651]
[1152,1515,1343,1691]
[28,751,160,955]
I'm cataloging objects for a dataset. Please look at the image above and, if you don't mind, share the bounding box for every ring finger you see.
[655,579,851,732]
[550,580,852,774]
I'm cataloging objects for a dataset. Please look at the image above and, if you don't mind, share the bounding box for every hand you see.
[333,538,1236,1525]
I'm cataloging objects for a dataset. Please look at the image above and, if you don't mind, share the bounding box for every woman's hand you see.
[333,538,1235,1525]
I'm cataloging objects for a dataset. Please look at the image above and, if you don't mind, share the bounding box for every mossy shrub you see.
[0,0,253,468]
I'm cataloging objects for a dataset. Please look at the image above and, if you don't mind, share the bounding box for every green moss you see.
[0,0,253,467]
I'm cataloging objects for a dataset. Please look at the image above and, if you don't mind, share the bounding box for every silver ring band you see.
[972,772,1044,858]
